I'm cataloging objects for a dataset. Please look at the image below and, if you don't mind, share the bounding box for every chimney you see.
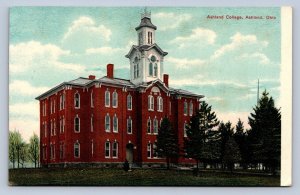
[163,74,169,87]
[88,75,96,80]
[107,64,114,79]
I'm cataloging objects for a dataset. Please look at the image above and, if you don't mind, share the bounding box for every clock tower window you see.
[149,63,153,76]
[154,63,158,77]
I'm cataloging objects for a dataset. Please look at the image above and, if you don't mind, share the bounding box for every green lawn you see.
[9,168,280,186]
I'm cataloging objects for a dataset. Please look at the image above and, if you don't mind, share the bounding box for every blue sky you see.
[9,7,281,141]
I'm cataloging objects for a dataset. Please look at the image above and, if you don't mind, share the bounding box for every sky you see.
[9,7,281,142]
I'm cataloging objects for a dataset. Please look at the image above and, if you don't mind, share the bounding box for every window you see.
[44,122,47,137]
[62,93,65,109]
[127,117,132,134]
[91,140,94,157]
[112,142,118,158]
[43,145,47,160]
[74,92,80,108]
[60,94,63,110]
[148,32,152,44]
[133,57,139,79]
[153,118,158,134]
[59,143,64,159]
[127,94,132,110]
[62,117,65,133]
[91,115,94,132]
[139,32,143,45]
[112,91,118,108]
[60,117,64,133]
[53,100,56,113]
[105,142,110,158]
[50,100,52,114]
[53,119,56,135]
[157,96,163,111]
[74,116,80,132]
[184,122,187,137]
[147,143,152,158]
[105,114,110,132]
[154,63,158,77]
[184,101,188,115]
[147,118,151,134]
[105,90,110,107]
[169,101,172,115]
[189,101,193,116]
[50,144,55,159]
[50,120,53,136]
[153,142,158,158]
[74,141,80,158]
[91,91,94,108]
[148,95,154,110]
[149,63,153,76]
[113,115,118,133]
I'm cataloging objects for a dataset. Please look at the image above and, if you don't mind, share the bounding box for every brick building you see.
[36,10,204,167]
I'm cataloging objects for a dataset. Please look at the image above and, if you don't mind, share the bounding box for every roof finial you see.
[141,7,151,19]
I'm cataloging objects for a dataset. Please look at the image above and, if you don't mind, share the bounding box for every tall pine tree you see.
[185,101,219,170]
[234,119,250,169]
[156,117,179,169]
[248,90,281,174]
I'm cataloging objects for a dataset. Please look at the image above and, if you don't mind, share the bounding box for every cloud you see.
[9,41,85,73]
[10,80,49,96]
[152,12,191,31]
[86,47,123,55]
[168,56,206,69]
[10,101,39,119]
[9,118,39,142]
[170,28,217,48]
[215,110,250,130]
[208,96,223,102]
[62,16,112,51]
[239,52,270,65]
[211,32,268,59]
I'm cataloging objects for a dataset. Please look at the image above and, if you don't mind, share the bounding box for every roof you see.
[36,77,203,100]
[125,44,168,58]
[169,87,204,98]
[135,17,157,31]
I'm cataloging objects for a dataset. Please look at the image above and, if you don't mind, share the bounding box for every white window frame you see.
[184,101,188,116]
[91,91,94,108]
[112,91,118,108]
[189,101,193,116]
[74,92,80,109]
[105,114,110,132]
[91,114,94,132]
[105,90,110,107]
[105,141,110,158]
[53,119,56,135]
[50,120,53,136]
[74,115,80,133]
[153,118,158,134]
[112,142,118,158]
[147,143,152,158]
[147,118,151,134]
[184,121,187,138]
[127,94,132,110]
[113,114,118,133]
[62,116,65,133]
[44,122,47,138]
[53,100,56,113]
[157,96,163,112]
[127,117,132,134]
[74,141,80,158]
[60,94,63,110]
[153,63,158,77]
[148,95,154,111]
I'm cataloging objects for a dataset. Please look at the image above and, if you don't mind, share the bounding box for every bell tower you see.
[125,9,168,86]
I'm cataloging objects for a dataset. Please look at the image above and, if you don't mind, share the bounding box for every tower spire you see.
[141,7,151,19]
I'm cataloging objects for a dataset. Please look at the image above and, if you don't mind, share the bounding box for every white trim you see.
[189,101,193,116]
[147,143,152,159]
[105,90,110,107]
[91,114,94,132]
[105,141,110,158]
[74,115,80,133]
[113,114,118,133]
[147,117,151,134]
[127,94,132,110]
[105,113,110,132]
[112,90,118,108]
[184,101,188,116]
[112,142,118,158]
[127,116,132,134]
[74,92,80,109]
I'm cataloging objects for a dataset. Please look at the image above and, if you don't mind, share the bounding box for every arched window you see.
[60,94,63,110]
[184,101,188,115]
[105,114,110,132]
[189,101,193,116]
[112,91,118,108]
[112,142,118,158]
[154,63,158,77]
[113,114,118,133]
[153,118,158,134]
[105,90,110,107]
[74,92,80,108]
[147,118,151,134]
[149,63,153,76]
[148,95,154,110]
[105,141,110,158]
[127,94,132,110]
[74,116,80,132]
[127,117,132,134]
[74,141,80,158]
[157,96,163,111]
[91,114,93,132]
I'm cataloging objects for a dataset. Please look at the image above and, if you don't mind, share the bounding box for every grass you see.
[9,167,280,186]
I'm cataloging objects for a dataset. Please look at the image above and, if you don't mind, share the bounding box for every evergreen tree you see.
[248,90,281,174]
[234,119,250,169]
[219,121,234,167]
[28,133,40,168]
[223,137,241,172]
[156,117,179,169]
[185,101,219,170]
